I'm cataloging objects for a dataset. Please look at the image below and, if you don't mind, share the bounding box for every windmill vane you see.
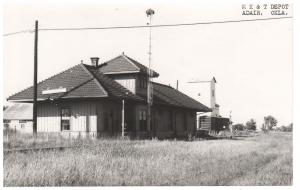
[146,9,155,16]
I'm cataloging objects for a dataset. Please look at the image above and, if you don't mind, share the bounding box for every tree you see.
[245,119,256,131]
[232,123,245,131]
[261,124,267,132]
[288,123,293,131]
[280,123,293,132]
[263,115,277,131]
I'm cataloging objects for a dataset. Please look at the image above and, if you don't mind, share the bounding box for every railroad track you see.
[3,145,80,154]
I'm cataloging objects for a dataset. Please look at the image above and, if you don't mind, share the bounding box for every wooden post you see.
[121,99,125,137]
[33,20,38,137]
[176,80,179,90]
[229,111,233,138]
[147,82,151,138]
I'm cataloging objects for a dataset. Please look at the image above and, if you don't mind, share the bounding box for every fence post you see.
[69,132,71,146]
[59,133,62,146]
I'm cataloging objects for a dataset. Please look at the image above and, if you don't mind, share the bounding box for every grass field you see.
[3,132,292,186]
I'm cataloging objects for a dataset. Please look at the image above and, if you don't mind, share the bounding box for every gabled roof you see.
[99,54,159,77]
[7,55,209,112]
[8,64,96,101]
[62,78,107,98]
[8,63,143,102]
[152,82,211,112]
[4,103,33,120]
[83,64,143,101]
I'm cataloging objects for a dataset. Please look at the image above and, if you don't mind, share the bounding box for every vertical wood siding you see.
[153,108,174,139]
[37,103,60,132]
[70,101,97,133]
[96,101,122,135]
[135,76,147,96]
[36,100,197,139]
[114,76,136,93]
[37,101,97,135]
[134,105,197,139]
[175,111,186,137]
[186,112,196,135]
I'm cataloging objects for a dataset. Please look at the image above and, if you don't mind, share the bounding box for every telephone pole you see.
[121,99,125,137]
[33,20,38,136]
[146,8,154,138]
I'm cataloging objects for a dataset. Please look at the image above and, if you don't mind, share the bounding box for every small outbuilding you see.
[198,116,230,133]
[3,103,33,133]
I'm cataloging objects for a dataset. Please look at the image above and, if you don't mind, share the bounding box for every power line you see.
[3,29,33,37]
[3,16,292,37]
[40,16,292,31]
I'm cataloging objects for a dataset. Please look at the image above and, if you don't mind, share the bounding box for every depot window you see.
[61,108,71,131]
[139,110,147,131]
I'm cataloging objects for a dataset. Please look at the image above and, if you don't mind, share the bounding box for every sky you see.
[2,0,293,127]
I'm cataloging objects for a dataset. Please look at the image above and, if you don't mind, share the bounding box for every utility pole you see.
[121,99,125,137]
[146,8,155,138]
[33,20,38,136]
[229,111,233,137]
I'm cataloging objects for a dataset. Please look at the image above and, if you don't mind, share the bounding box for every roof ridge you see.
[57,77,94,98]
[172,88,211,111]
[96,54,159,77]
[126,56,159,77]
[99,54,123,67]
[152,81,198,102]
[80,64,108,96]
[152,81,211,111]
[125,55,147,69]
[121,54,141,71]
[151,81,173,88]
[81,64,112,96]
[7,63,82,100]
[82,64,144,101]
[153,88,184,107]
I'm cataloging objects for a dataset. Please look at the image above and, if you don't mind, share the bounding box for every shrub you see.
[232,123,245,131]
[279,123,293,132]
[245,119,256,131]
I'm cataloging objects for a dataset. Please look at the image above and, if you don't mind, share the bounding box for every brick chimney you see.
[90,57,99,67]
